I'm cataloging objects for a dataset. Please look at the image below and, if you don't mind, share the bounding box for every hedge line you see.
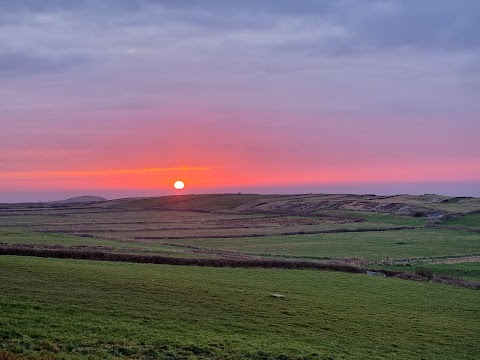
[1,245,478,290]
[0,245,395,274]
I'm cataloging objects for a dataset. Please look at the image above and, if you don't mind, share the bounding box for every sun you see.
[173,180,185,190]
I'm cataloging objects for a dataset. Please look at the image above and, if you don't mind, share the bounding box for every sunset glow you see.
[1,1,479,202]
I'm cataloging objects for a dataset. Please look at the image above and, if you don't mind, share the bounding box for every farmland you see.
[1,256,480,360]
[1,193,480,359]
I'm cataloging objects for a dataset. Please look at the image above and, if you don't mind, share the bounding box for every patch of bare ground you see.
[378,254,480,267]
[428,256,480,264]
[0,351,52,360]
[0,242,115,252]
[203,215,363,227]
[187,249,260,260]
[132,226,418,240]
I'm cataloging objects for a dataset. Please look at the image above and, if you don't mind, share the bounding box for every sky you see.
[1,0,479,202]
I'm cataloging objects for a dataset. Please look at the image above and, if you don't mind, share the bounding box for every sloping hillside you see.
[51,196,108,204]
[2,193,479,219]
[94,193,480,218]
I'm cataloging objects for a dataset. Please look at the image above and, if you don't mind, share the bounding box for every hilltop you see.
[50,195,108,204]
[1,193,479,219]
[87,193,480,219]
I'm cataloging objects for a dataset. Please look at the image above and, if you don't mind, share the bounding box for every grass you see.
[1,256,480,359]
[0,210,423,240]
[2,224,479,263]
[315,210,428,226]
[441,212,480,228]
[1,195,480,359]
[424,262,480,281]
[160,228,480,261]
[0,229,214,258]
[1,194,480,359]
[0,229,112,247]
[384,262,480,282]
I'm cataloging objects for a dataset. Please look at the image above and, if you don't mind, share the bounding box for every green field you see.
[441,212,480,228]
[423,262,480,281]
[0,229,210,258]
[1,194,480,359]
[159,228,480,261]
[1,256,479,360]
[3,226,479,264]
[385,262,480,282]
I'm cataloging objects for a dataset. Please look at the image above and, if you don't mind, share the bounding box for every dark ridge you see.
[50,196,108,204]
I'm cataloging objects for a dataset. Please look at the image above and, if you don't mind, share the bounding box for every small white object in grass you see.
[366,271,386,277]
[270,293,285,298]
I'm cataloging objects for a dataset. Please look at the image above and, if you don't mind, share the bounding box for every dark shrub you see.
[395,272,427,282]
[432,275,480,290]
[415,267,433,278]
[413,211,426,217]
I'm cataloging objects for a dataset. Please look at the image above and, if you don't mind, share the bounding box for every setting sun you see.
[174,180,185,190]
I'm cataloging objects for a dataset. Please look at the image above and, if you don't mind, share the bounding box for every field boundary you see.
[132,226,420,240]
[0,244,382,273]
[2,245,479,290]
[426,224,480,233]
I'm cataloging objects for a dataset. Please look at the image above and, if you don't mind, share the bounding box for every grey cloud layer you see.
[0,0,478,118]
[0,49,91,77]
[2,0,479,51]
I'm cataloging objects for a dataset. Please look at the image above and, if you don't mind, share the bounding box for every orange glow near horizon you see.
[0,160,479,192]
[0,166,213,179]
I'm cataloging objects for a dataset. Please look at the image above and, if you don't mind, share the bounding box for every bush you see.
[432,275,480,290]
[395,272,427,282]
[415,267,433,278]
[413,211,426,217]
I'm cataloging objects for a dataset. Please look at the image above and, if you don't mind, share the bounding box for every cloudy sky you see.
[1,0,479,201]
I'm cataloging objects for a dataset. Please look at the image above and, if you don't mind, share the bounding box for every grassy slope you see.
[441,213,480,228]
[99,194,270,212]
[315,210,427,226]
[1,256,479,360]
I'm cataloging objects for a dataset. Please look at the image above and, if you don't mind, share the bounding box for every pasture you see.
[1,256,480,360]
[1,193,479,359]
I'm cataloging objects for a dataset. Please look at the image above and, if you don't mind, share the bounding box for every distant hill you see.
[88,193,480,218]
[51,196,107,204]
[3,193,479,218]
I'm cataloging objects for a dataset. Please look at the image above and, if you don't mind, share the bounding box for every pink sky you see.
[1,1,479,202]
